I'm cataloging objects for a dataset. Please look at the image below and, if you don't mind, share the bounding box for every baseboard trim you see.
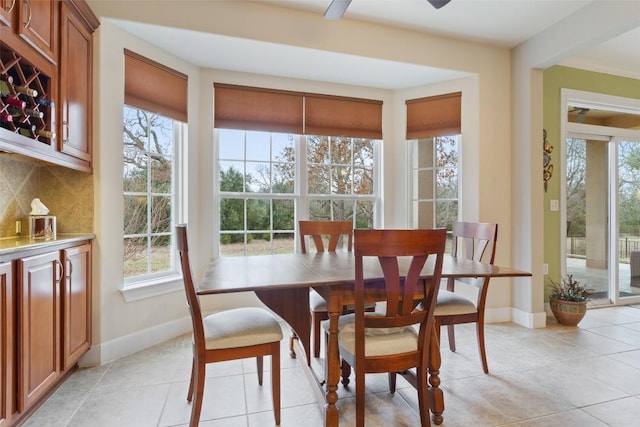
[80,315,192,366]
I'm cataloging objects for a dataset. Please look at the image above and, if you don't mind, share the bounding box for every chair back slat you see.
[299,220,353,254]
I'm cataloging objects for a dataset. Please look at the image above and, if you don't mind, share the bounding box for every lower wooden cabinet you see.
[0,238,92,425]
[17,250,62,412]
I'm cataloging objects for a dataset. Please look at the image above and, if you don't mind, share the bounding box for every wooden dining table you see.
[197,251,531,427]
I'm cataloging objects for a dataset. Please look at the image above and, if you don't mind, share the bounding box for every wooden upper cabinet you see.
[58,1,91,163]
[16,0,58,64]
[0,0,16,27]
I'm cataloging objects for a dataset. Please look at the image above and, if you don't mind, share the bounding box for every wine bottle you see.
[1,95,26,109]
[37,129,56,138]
[14,121,36,132]
[34,97,52,107]
[14,86,37,97]
[0,111,13,123]
[0,74,13,85]
[0,79,12,95]
[24,108,44,119]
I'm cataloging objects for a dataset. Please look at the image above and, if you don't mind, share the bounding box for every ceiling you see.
[102,0,640,90]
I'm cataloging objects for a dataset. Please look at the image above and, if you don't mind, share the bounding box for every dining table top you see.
[197,251,532,295]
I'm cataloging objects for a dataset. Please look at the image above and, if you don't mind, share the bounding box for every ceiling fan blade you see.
[324,0,352,20]
[427,0,452,9]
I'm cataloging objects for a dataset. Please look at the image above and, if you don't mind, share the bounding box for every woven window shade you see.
[214,83,304,134]
[124,50,188,122]
[305,94,382,139]
[406,92,461,139]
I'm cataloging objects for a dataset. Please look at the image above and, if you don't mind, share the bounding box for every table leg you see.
[428,325,444,425]
[324,290,342,427]
[255,288,311,366]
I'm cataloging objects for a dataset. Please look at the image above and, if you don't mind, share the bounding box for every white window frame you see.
[214,130,380,256]
[120,106,187,302]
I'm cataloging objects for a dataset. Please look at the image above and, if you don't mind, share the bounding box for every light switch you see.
[550,200,559,211]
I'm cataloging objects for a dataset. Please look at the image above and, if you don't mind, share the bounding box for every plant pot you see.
[549,297,587,326]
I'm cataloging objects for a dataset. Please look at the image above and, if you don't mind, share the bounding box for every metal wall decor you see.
[543,129,553,192]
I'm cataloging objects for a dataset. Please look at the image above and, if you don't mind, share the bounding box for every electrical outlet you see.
[543,263,548,275]
[550,200,559,211]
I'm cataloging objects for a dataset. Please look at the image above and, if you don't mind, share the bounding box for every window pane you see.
[308,165,330,193]
[436,167,457,198]
[220,198,245,231]
[331,166,352,194]
[247,198,269,231]
[272,133,295,162]
[416,169,433,199]
[353,167,373,195]
[124,236,148,278]
[332,136,352,165]
[354,138,374,167]
[220,233,245,256]
[273,232,295,254]
[436,200,458,229]
[415,201,433,229]
[219,162,245,192]
[246,162,271,193]
[123,148,147,192]
[246,131,270,161]
[273,199,295,230]
[332,200,353,221]
[309,200,331,220]
[124,195,148,234]
[308,136,330,164]
[151,196,171,233]
[150,236,172,273]
[219,128,245,159]
[355,200,374,229]
[273,162,295,193]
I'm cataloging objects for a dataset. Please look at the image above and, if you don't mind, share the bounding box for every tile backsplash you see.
[0,155,93,238]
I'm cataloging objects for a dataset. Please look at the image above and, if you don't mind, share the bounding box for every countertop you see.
[0,233,95,257]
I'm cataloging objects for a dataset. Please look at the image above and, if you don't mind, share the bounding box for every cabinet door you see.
[17,251,61,413]
[0,0,16,27]
[16,0,58,63]
[61,243,91,370]
[0,262,13,427]
[58,1,91,164]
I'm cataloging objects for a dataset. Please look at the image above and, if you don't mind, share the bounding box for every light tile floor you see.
[25,305,640,426]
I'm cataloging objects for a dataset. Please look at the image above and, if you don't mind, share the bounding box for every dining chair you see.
[290,220,376,363]
[434,221,498,374]
[175,224,283,426]
[334,228,446,427]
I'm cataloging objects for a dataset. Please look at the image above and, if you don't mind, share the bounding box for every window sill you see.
[120,274,183,302]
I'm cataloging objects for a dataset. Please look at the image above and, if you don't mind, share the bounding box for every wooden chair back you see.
[353,228,446,365]
[299,220,353,253]
[451,221,498,264]
[176,224,205,355]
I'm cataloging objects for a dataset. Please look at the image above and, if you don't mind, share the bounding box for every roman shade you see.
[406,92,461,139]
[214,83,382,139]
[214,83,304,134]
[305,94,382,139]
[124,49,188,122]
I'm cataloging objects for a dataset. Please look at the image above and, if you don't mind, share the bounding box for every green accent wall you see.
[543,65,640,298]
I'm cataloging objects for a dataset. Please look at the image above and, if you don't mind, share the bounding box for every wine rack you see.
[0,42,55,148]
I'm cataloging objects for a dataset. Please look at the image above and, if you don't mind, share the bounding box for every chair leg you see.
[187,357,195,402]
[341,359,351,386]
[313,311,329,358]
[447,324,456,352]
[388,372,396,393]
[271,345,281,425]
[417,362,431,427]
[355,364,365,427]
[476,321,489,374]
[289,329,298,359]
[256,356,264,386]
[189,360,205,427]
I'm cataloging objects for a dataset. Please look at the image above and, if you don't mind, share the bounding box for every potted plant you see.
[548,275,594,326]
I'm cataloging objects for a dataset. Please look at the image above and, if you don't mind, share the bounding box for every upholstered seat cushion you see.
[203,307,283,350]
[434,290,476,316]
[322,313,418,357]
